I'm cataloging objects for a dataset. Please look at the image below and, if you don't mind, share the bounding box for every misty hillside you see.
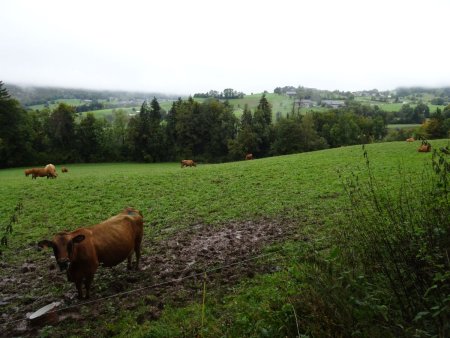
[4,83,180,107]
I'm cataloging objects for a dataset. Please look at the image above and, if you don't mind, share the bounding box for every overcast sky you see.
[1,0,449,95]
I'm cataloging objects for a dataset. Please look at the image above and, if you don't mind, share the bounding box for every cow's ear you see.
[38,240,54,250]
[72,235,85,244]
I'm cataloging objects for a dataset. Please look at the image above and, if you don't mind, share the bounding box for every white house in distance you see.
[295,99,316,108]
[321,100,346,108]
[286,91,297,98]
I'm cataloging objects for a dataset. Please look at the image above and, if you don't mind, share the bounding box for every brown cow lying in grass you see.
[245,153,253,160]
[181,159,196,167]
[406,137,415,142]
[418,141,431,153]
[38,207,144,299]
[61,167,68,173]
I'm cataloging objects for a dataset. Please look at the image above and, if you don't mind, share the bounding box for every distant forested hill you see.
[4,83,179,107]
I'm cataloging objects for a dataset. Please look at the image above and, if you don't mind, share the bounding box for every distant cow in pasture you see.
[181,159,196,168]
[45,164,57,178]
[38,207,144,299]
[406,137,415,142]
[418,140,432,153]
[26,165,57,179]
[30,168,51,179]
[61,167,68,173]
[245,153,253,160]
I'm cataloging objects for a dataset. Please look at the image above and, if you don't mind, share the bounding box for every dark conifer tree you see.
[0,82,33,167]
[45,103,77,161]
[253,94,273,157]
[148,97,163,162]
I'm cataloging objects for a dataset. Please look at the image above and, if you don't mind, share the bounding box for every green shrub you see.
[336,146,450,335]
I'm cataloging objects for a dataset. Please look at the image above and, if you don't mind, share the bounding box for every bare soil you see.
[0,218,303,337]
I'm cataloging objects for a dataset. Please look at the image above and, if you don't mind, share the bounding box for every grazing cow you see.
[31,168,51,179]
[24,169,33,177]
[245,153,253,160]
[181,159,196,168]
[38,207,144,299]
[61,167,68,173]
[406,137,415,142]
[45,164,57,179]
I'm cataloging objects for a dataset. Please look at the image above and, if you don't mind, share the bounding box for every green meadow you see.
[1,139,449,336]
[2,141,437,237]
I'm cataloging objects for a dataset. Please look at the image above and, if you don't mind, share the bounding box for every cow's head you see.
[38,233,85,271]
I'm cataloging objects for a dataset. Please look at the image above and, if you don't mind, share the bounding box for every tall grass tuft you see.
[0,200,22,254]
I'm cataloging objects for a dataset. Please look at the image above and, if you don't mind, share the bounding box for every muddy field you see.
[0,218,303,336]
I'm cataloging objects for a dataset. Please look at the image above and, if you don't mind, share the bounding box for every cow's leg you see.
[134,244,141,271]
[134,232,143,271]
[75,279,83,299]
[85,276,93,299]
[127,253,133,270]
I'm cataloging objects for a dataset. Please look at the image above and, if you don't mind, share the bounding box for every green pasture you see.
[387,123,422,129]
[226,93,296,118]
[1,140,447,263]
[78,107,136,119]
[365,102,443,112]
[1,139,449,336]
[78,101,175,119]
[28,99,85,110]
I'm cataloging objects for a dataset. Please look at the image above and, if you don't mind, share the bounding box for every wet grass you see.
[1,139,449,336]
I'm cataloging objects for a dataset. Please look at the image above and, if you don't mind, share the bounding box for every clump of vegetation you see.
[0,200,22,255]
[293,146,450,336]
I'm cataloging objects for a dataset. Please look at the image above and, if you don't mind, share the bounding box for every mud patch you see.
[143,219,295,280]
[0,218,303,336]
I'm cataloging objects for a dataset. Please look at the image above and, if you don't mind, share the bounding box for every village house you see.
[295,99,316,108]
[321,100,346,108]
[286,91,297,98]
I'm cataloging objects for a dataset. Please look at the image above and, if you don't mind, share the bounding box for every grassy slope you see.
[1,140,449,336]
[2,141,434,240]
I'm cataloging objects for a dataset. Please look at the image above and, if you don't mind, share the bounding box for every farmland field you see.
[387,123,422,129]
[28,99,87,111]
[0,140,449,336]
[27,92,446,123]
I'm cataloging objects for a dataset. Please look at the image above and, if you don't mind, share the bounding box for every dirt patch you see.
[0,218,303,336]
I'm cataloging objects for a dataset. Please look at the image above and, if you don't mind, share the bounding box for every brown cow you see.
[45,164,57,179]
[418,143,431,153]
[61,167,68,173]
[31,168,51,179]
[24,169,33,177]
[181,159,196,168]
[38,207,144,299]
[245,153,253,160]
[406,137,415,142]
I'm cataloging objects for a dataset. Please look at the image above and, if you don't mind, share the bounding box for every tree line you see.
[193,88,245,99]
[1,81,449,169]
